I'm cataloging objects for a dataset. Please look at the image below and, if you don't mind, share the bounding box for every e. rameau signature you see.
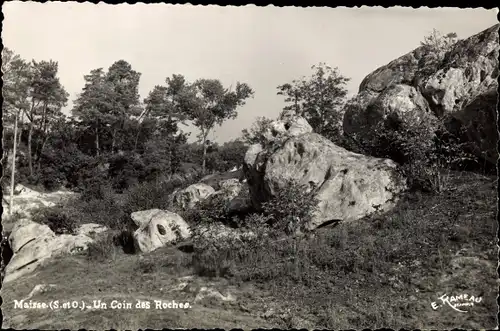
[431,293,483,313]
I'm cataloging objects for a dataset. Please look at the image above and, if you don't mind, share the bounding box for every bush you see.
[181,191,232,226]
[86,232,120,262]
[123,171,204,215]
[190,232,243,278]
[261,179,319,235]
[345,110,478,193]
[189,180,320,280]
[420,29,457,54]
[108,152,145,192]
[32,206,79,235]
[241,116,275,146]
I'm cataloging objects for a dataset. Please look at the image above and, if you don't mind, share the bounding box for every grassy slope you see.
[1,170,497,329]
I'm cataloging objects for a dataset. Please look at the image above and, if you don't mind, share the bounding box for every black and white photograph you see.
[1,3,498,329]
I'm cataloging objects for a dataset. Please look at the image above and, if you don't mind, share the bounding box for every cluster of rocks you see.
[2,184,76,219]
[3,218,107,283]
[343,24,499,166]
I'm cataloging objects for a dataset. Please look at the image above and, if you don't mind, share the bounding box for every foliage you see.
[277,63,350,142]
[181,190,232,226]
[240,116,275,146]
[72,61,142,156]
[416,30,458,79]
[86,231,120,262]
[346,111,478,193]
[32,206,79,235]
[190,230,244,278]
[261,179,319,235]
[123,171,204,215]
[204,140,247,173]
[175,76,254,173]
[188,171,496,328]
[420,29,458,54]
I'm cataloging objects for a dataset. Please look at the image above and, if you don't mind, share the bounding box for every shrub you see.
[86,231,120,262]
[345,110,478,193]
[108,152,145,192]
[32,206,79,235]
[123,171,204,215]
[420,29,458,54]
[261,179,319,235]
[190,224,250,278]
[181,191,231,226]
[241,116,275,147]
[189,180,320,280]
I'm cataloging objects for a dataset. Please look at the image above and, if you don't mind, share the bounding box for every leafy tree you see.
[72,68,115,156]
[277,63,350,142]
[241,116,274,146]
[29,60,69,173]
[72,61,142,157]
[10,60,69,178]
[105,60,142,152]
[420,29,458,53]
[138,75,189,150]
[204,139,247,172]
[2,48,31,213]
[177,78,254,173]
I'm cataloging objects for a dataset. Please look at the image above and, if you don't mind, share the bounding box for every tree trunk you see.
[35,135,50,173]
[111,127,117,153]
[202,142,208,175]
[201,129,208,175]
[133,124,141,152]
[17,111,23,147]
[27,121,33,177]
[95,120,100,157]
[35,103,49,172]
[9,110,19,215]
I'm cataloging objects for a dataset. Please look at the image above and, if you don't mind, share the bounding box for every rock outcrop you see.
[244,129,407,230]
[263,110,314,144]
[172,183,215,210]
[2,184,76,219]
[343,24,499,166]
[4,219,95,283]
[131,209,191,253]
[200,169,244,190]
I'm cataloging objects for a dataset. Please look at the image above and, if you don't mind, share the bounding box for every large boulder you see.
[210,179,253,215]
[4,219,93,283]
[244,133,407,230]
[344,24,499,166]
[243,113,314,211]
[172,183,215,210]
[263,111,313,144]
[344,85,437,141]
[2,184,76,219]
[448,86,498,165]
[131,209,191,253]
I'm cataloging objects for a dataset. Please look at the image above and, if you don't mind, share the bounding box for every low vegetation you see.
[188,170,497,328]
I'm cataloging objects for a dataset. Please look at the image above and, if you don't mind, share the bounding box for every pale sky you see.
[2,3,498,143]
